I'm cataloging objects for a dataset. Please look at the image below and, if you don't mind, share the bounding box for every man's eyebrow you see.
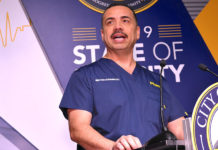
[105,17,114,22]
[105,16,131,22]
[121,16,131,19]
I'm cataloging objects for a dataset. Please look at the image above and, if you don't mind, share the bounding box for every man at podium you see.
[59,3,186,150]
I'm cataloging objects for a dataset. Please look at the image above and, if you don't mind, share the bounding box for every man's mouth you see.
[111,31,128,41]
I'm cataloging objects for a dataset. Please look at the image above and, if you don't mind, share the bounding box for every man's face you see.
[101,6,140,52]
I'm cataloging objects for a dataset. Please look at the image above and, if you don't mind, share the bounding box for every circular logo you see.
[192,82,218,150]
[79,0,158,14]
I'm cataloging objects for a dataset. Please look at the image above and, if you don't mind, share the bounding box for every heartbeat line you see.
[0,12,31,48]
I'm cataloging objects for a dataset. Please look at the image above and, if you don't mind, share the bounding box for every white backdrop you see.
[0,0,76,149]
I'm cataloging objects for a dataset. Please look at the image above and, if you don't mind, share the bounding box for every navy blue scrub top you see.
[59,58,185,144]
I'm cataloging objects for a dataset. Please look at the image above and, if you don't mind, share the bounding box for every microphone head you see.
[198,63,208,71]
[160,60,166,67]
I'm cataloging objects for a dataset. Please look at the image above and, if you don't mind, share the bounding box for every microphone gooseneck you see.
[198,63,218,77]
[145,60,177,148]
[160,60,167,132]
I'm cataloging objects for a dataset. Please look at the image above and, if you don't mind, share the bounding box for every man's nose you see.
[114,21,123,30]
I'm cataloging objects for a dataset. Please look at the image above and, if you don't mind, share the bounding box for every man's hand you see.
[167,117,185,140]
[113,135,142,150]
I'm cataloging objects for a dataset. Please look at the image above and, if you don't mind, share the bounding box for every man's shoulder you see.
[73,58,104,75]
[138,64,160,81]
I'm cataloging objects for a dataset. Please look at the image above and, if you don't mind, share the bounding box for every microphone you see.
[198,63,218,77]
[160,59,166,68]
[145,60,176,148]
[159,60,167,132]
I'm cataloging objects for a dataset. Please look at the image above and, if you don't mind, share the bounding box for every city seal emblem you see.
[192,82,218,150]
[79,0,158,13]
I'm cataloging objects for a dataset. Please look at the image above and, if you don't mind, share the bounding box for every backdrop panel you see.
[21,0,217,115]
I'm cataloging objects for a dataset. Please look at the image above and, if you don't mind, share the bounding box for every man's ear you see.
[101,29,104,41]
[137,26,140,40]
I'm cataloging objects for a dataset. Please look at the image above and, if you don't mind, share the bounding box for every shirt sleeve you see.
[59,69,93,119]
[163,79,186,124]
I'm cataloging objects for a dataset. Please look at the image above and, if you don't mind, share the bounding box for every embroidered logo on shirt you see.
[149,81,160,88]
[95,78,120,82]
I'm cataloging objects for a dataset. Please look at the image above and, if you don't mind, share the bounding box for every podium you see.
[136,82,218,150]
[136,140,185,150]
[136,116,218,150]
[135,118,192,150]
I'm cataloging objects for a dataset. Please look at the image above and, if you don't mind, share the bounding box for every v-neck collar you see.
[100,58,139,78]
